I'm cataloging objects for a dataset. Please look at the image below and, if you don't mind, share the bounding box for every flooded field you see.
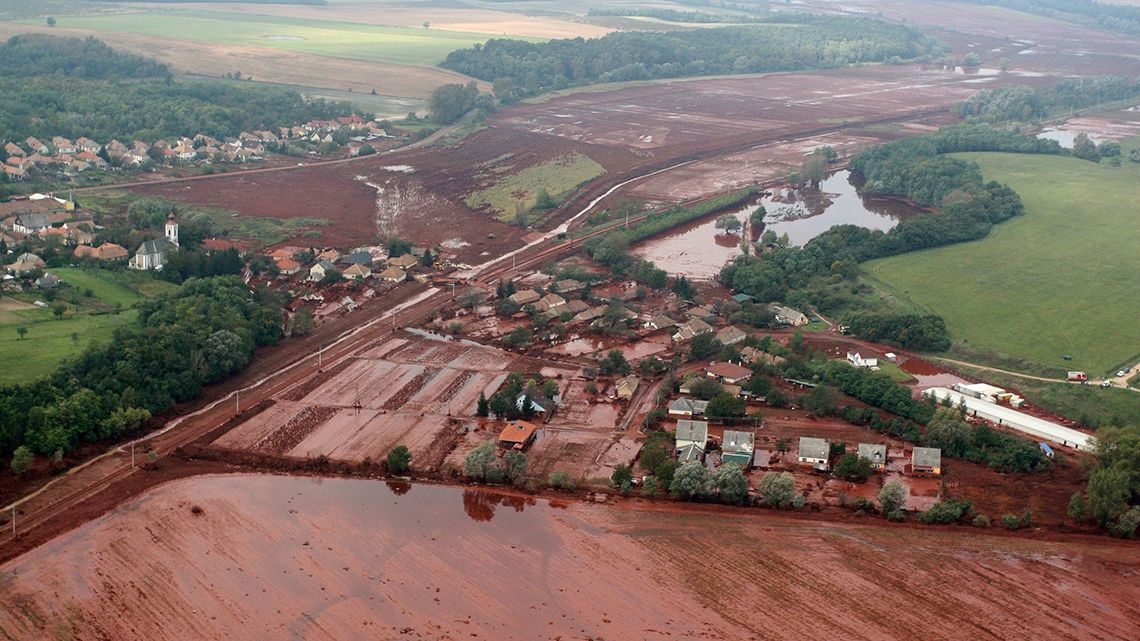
[635,171,921,278]
[2,474,1138,641]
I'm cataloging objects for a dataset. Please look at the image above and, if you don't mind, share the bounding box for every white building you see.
[922,387,1095,451]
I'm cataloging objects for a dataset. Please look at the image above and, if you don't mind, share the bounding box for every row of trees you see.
[955,76,1140,124]
[1069,426,1140,538]
[443,15,942,97]
[1,277,285,461]
[0,34,170,80]
[945,0,1140,37]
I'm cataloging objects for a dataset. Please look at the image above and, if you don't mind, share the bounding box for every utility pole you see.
[11,506,15,538]
[318,346,323,367]
[235,390,240,414]
[130,441,136,469]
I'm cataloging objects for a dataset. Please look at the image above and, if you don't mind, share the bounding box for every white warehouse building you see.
[922,387,1095,451]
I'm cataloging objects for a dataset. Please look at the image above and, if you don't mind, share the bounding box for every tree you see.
[599,349,630,376]
[16,325,30,340]
[715,463,749,504]
[878,479,906,516]
[290,308,315,336]
[321,268,343,284]
[640,443,667,474]
[802,385,839,417]
[833,453,873,480]
[422,21,430,29]
[476,392,490,417]
[46,17,56,27]
[1110,506,1140,539]
[750,206,767,226]
[429,82,480,124]
[962,52,982,67]
[10,445,34,476]
[689,333,722,360]
[503,450,527,486]
[670,461,713,500]
[1068,492,1087,522]
[1072,133,1100,162]
[714,214,742,234]
[706,393,746,419]
[385,237,412,257]
[387,445,411,474]
[789,329,804,355]
[923,407,973,458]
[1087,465,1131,526]
[611,464,633,491]
[489,392,510,418]
[760,229,778,245]
[640,476,660,497]
[800,151,829,187]
[757,472,797,507]
[70,331,79,347]
[534,189,557,210]
[688,378,724,400]
[548,470,574,490]
[672,275,695,300]
[51,302,66,319]
[464,441,498,481]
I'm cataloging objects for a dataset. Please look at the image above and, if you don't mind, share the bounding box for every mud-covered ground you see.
[2,475,1137,641]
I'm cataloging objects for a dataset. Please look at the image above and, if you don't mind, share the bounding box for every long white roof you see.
[923,388,1095,451]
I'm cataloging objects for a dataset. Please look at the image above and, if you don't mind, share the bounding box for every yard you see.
[865,145,1140,375]
[0,268,175,384]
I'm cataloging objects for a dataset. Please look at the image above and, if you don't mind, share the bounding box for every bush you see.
[640,476,660,497]
[972,513,991,528]
[1110,506,1140,539]
[610,464,633,490]
[386,445,411,474]
[878,480,906,515]
[670,461,714,500]
[917,499,974,524]
[548,470,575,490]
[9,445,34,476]
[1001,513,1021,530]
[833,453,873,481]
[757,472,797,508]
[715,463,750,505]
[464,442,498,481]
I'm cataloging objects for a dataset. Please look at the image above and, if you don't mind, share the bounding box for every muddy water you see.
[634,171,921,279]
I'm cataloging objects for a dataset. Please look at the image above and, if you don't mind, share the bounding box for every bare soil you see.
[1,474,1137,641]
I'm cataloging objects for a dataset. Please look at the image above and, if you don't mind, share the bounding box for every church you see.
[129,213,179,270]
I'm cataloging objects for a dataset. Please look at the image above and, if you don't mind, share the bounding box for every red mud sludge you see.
[2,474,1139,641]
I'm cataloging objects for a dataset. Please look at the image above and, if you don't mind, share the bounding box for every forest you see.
[955,76,1140,123]
[0,35,356,141]
[442,15,943,97]
[0,277,285,461]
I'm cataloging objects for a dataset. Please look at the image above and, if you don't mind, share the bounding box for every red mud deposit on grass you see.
[3,474,1139,641]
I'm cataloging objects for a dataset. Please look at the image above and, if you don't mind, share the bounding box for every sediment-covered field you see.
[1,475,1137,641]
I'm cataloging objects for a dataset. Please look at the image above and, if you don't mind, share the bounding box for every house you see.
[377,266,406,282]
[706,362,752,385]
[202,238,241,253]
[686,305,716,320]
[846,352,879,368]
[6,260,41,275]
[171,144,197,162]
[563,299,590,314]
[315,249,341,262]
[714,326,747,346]
[516,391,556,417]
[507,289,541,306]
[343,264,371,280]
[668,397,708,417]
[731,293,755,304]
[129,237,176,270]
[672,318,713,342]
[342,251,373,266]
[722,430,755,468]
[740,346,786,366]
[675,419,709,456]
[13,252,45,268]
[387,254,419,269]
[13,212,51,235]
[34,272,60,289]
[499,420,539,451]
[4,142,25,157]
[269,248,294,262]
[615,375,639,401]
[533,293,566,313]
[74,243,128,261]
[276,258,301,275]
[798,437,830,471]
[76,151,108,169]
[309,259,337,281]
[3,164,27,181]
[770,304,809,327]
[911,447,942,476]
[75,137,100,153]
[25,137,48,154]
[857,443,888,471]
[645,314,676,331]
[52,137,77,154]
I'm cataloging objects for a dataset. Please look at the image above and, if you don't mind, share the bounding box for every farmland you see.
[1,475,1138,641]
[0,269,176,384]
[865,145,1140,375]
[464,153,605,222]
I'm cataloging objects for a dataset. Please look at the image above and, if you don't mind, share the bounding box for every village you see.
[0,115,391,183]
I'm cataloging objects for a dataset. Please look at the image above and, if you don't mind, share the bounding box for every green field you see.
[50,9,542,66]
[865,148,1140,376]
[0,269,175,384]
[466,153,606,222]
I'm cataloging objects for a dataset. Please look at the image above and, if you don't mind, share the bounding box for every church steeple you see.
[164,211,179,246]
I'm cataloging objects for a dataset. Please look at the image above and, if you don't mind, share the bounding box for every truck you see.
[1067,371,1087,382]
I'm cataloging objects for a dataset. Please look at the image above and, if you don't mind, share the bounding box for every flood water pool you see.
[634,171,921,279]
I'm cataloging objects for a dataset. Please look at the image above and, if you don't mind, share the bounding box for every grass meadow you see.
[466,154,605,222]
[865,145,1140,376]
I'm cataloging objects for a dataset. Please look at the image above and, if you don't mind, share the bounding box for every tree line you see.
[955,76,1140,124]
[442,15,943,98]
[586,8,767,23]
[946,0,1140,38]
[0,35,356,142]
[0,277,284,463]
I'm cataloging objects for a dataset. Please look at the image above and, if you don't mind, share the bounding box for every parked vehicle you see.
[1067,371,1087,382]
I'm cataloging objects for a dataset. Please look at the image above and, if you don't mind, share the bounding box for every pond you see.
[634,170,922,279]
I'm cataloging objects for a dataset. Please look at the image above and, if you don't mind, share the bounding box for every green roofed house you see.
[857,443,888,471]
[911,447,942,476]
[722,430,755,468]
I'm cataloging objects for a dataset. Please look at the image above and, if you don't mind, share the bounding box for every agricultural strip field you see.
[1,475,1137,640]
[865,147,1140,375]
[44,10,543,66]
